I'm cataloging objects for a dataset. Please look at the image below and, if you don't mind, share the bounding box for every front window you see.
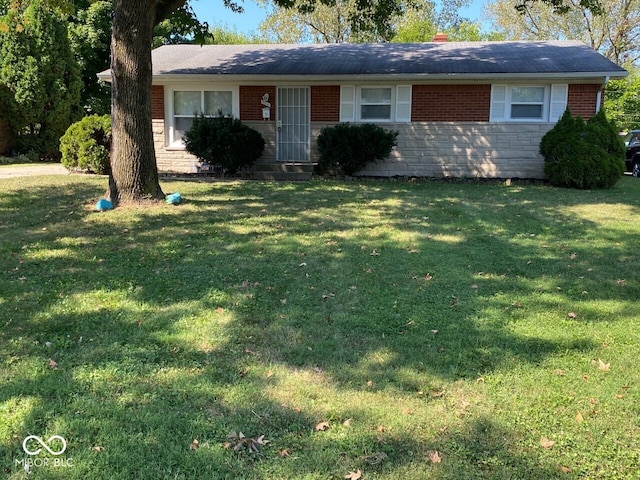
[360,87,392,121]
[172,90,233,144]
[510,87,545,120]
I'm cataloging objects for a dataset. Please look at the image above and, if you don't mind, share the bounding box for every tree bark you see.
[107,0,165,204]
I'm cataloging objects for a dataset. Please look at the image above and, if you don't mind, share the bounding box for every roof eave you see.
[97,70,628,84]
[147,71,628,84]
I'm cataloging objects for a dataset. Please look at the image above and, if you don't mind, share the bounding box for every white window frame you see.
[359,86,393,122]
[490,84,567,123]
[340,85,411,123]
[509,86,547,121]
[165,85,239,147]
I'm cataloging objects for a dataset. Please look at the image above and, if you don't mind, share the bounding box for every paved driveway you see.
[0,164,68,179]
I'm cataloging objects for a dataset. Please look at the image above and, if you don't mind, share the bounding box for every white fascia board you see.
[150,71,628,84]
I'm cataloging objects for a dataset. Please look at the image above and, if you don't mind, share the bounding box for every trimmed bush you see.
[183,114,265,174]
[316,123,399,176]
[60,114,111,174]
[541,109,624,189]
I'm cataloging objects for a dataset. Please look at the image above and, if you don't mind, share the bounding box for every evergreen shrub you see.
[183,114,265,174]
[541,109,624,189]
[316,123,399,176]
[60,114,111,174]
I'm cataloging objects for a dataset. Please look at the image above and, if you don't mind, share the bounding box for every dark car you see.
[623,130,640,177]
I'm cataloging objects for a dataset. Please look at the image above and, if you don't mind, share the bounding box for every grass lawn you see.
[1,175,639,479]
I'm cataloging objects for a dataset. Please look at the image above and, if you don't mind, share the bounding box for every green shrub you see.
[541,109,624,189]
[183,114,265,174]
[60,114,111,174]
[316,123,399,176]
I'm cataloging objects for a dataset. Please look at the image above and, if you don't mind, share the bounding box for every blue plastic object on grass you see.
[95,199,113,211]
[166,192,182,205]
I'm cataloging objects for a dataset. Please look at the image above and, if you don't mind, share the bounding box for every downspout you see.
[596,76,609,113]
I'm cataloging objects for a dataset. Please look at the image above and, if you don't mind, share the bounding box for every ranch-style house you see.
[99,39,627,179]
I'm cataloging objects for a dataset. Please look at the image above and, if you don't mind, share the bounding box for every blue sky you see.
[190,0,488,36]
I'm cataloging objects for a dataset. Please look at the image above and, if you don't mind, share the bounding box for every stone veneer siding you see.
[150,82,602,177]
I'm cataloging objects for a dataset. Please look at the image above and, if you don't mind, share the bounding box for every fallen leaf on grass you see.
[279,449,291,457]
[575,411,584,423]
[315,421,330,431]
[227,432,269,453]
[561,466,572,473]
[342,418,352,427]
[48,358,58,369]
[189,438,199,450]
[567,312,577,319]
[540,438,556,449]
[345,469,362,479]
[427,450,442,463]
[598,359,610,372]
[91,445,105,452]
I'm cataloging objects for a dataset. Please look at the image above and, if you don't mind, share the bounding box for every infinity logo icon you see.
[22,435,67,456]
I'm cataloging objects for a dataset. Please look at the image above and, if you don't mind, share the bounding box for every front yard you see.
[1,175,639,479]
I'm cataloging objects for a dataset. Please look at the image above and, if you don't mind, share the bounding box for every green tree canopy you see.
[258,0,400,43]
[486,0,640,64]
[68,0,112,115]
[605,66,640,130]
[0,0,82,159]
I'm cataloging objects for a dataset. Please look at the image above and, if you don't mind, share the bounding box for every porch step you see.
[252,163,315,181]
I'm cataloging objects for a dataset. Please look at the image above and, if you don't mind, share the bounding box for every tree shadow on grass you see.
[1,177,639,478]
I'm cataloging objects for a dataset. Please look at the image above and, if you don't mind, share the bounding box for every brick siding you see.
[412,85,491,122]
[568,84,600,119]
[311,86,340,122]
[240,86,276,121]
[151,85,164,120]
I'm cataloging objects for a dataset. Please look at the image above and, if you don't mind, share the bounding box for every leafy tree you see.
[258,0,399,43]
[605,66,640,130]
[68,1,112,115]
[0,0,82,159]
[205,24,264,44]
[486,0,640,64]
[152,3,214,47]
[105,0,409,204]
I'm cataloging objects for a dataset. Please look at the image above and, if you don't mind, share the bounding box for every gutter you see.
[596,75,610,113]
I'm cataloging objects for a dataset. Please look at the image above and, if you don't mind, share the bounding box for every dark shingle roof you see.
[148,41,626,79]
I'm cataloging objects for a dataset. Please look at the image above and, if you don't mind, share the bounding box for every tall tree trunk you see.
[107,0,164,204]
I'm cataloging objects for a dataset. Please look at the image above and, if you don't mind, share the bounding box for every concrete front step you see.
[252,162,315,181]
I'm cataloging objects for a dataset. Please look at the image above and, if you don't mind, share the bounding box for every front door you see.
[277,87,310,162]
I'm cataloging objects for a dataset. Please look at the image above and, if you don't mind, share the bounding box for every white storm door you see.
[277,87,310,162]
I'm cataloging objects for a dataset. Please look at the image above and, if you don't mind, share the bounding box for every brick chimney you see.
[433,32,448,42]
